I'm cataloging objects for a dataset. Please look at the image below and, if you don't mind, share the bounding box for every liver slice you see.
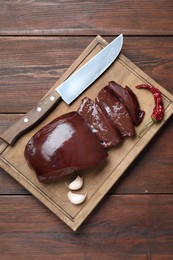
[96,86,135,137]
[24,111,108,183]
[108,81,145,125]
[78,97,122,148]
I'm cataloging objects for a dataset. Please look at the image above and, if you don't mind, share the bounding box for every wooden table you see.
[0,1,173,259]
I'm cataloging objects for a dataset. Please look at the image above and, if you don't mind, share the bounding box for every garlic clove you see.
[66,175,83,190]
[67,191,87,205]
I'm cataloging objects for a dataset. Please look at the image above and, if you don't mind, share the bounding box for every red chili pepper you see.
[136,84,164,122]
[135,84,164,136]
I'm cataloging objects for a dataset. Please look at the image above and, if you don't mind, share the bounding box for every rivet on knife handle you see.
[0,91,62,145]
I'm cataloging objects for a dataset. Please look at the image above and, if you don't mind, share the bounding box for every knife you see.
[1,34,123,145]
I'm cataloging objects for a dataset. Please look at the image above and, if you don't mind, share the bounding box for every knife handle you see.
[1,90,62,145]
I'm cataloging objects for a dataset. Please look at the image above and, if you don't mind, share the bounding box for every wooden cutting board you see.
[0,36,173,231]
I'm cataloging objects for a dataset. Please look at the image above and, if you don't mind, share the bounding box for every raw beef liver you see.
[108,81,145,125]
[96,86,135,137]
[24,111,108,183]
[78,97,122,148]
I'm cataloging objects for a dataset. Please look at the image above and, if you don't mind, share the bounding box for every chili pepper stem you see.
[138,120,153,137]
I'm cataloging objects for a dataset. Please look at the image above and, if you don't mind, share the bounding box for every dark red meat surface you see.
[24,111,108,183]
[108,81,145,125]
[96,86,135,137]
[78,97,122,148]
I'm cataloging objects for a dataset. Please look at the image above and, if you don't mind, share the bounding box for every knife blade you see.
[1,34,123,145]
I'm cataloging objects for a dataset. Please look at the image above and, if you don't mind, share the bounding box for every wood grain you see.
[0,37,172,113]
[0,115,173,196]
[1,36,173,230]
[0,91,62,145]
[0,0,173,256]
[0,0,172,35]
[0,195,173,258]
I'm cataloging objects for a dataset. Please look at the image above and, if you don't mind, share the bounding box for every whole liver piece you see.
[24,111,108,183]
